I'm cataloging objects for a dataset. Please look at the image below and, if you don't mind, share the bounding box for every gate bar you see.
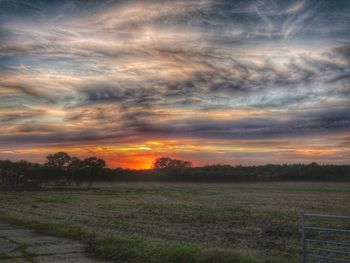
[307,254,350,262]
[305,239,350,247]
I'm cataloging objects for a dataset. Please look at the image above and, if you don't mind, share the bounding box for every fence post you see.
[300,213,307,263]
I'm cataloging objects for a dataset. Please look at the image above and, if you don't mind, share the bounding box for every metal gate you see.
[300,213,350,263]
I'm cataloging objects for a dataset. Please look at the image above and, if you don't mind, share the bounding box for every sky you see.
[0,0,349,169]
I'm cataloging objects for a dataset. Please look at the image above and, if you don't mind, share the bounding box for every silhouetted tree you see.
[46,152,71,169]
[44,152,72,184]
[67,157,84,185]
[82,157,106,169]
[81,157,106,185]
[1,155,350,184]
[152,157,192,169]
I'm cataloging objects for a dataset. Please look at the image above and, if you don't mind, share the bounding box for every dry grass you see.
[0,182,349,262]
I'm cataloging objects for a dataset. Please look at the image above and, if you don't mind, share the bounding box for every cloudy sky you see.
[0,0,349,168]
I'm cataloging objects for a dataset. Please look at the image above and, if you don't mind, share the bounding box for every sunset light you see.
[1,2,350,263]
[0,0,349,168]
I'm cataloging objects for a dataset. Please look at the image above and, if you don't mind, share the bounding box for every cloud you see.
[124,107,350,140]
[0,0,349,165]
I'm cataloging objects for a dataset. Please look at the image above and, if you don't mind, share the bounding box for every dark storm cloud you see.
[328,72,350,83]
[333,44,350,62]
[77,83,162,110]
[82,85,129,103]
[126,107,350,140]
[1,106,349,147]
[0,129,124,145]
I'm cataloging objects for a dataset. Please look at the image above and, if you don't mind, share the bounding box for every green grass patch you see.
[0,214,278,263]
[141,203,249,216]
[189,206,248,216]
[33,195,78,204]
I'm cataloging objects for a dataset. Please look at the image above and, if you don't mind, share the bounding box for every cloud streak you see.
[0,0,349,167]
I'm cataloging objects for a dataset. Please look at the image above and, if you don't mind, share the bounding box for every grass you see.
[0,215,269,263]
[0,182,349,262]
[33,195,78,204]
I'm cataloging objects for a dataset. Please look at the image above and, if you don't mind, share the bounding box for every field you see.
[0,182,349,262]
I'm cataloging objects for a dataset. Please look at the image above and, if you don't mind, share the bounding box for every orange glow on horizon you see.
[295,149,341,156]
[1,135,349,169]
[107,156,155,170]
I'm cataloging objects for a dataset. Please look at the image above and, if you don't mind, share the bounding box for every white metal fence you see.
[300,213,350,263]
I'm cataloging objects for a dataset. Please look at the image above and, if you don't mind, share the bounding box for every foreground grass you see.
[0,215,285,263]
[1,182,348,262]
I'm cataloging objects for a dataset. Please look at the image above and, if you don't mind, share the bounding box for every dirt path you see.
[0,223,112,263]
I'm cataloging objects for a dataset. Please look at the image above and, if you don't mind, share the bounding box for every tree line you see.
[0,153,349,189]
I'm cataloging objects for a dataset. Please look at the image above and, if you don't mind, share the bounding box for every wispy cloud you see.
[0,0,349,167]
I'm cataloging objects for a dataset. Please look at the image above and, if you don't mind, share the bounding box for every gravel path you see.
[0,223,112,263]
